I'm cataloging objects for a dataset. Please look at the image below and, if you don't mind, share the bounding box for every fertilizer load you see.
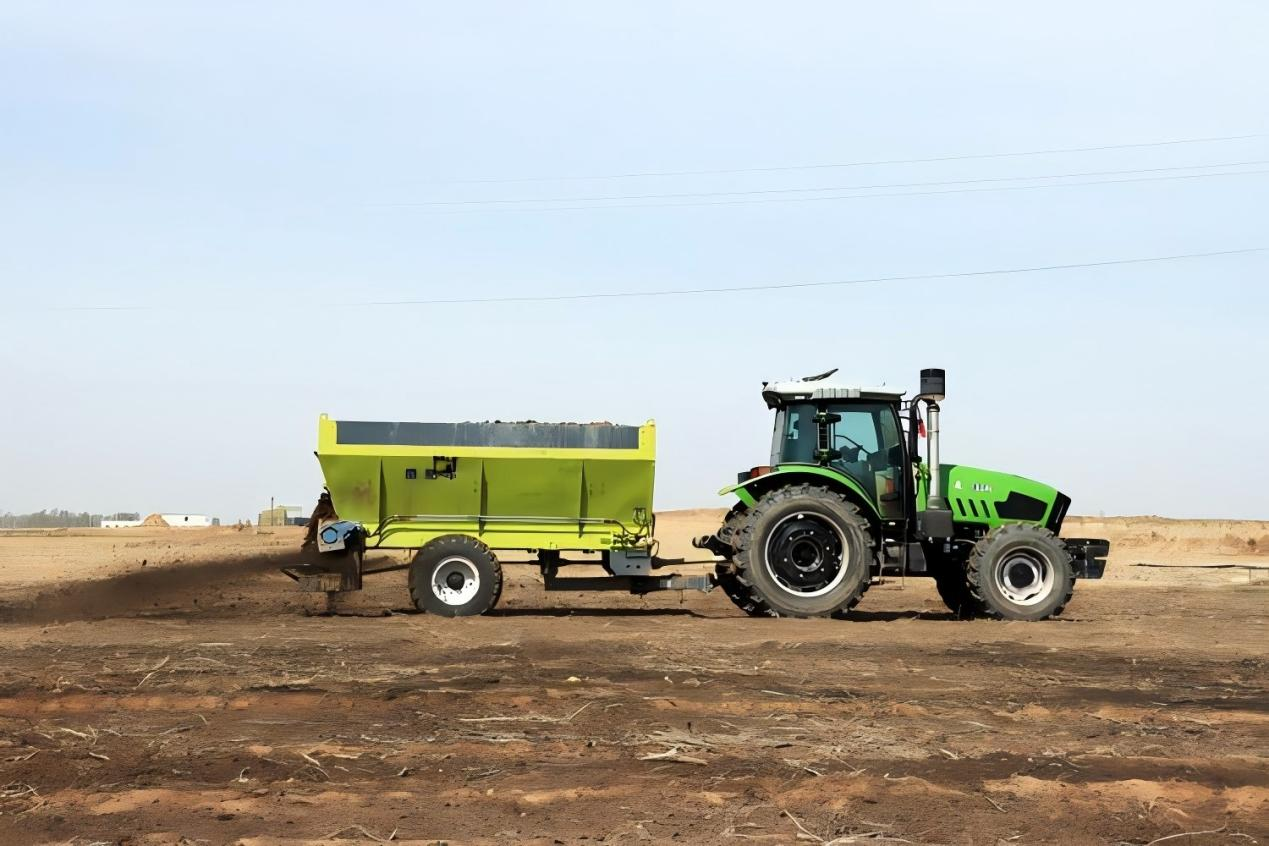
[294,368,1109,620]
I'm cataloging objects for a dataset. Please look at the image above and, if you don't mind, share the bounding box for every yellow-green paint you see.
[316,415,656,552]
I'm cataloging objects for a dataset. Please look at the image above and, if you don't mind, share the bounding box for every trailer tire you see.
[966,524,1074,621]
[409,535,502,617]
[732,484,873,618]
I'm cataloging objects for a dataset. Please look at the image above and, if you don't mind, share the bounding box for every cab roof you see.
[761,371,905,409]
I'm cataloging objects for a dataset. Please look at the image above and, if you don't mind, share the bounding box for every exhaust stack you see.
[918,368,949,513]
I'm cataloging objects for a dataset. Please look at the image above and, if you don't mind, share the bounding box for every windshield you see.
[773,401,904,510]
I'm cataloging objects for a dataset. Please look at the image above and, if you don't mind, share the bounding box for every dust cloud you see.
[0,552,308,624]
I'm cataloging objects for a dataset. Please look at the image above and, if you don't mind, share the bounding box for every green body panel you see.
[725,461,1059,530]
[316,415,656,552]
[720,465,882,519]
[938,463,1062,529]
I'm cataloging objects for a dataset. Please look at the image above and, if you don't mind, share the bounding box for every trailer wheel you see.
[731,484,873,618]
[409,535,502,617]
[966,524,1074,621]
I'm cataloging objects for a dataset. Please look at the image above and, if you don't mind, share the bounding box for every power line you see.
[430,133,1266,185]
[48,247,1265,312]
[404,168,1269,215]
[357,247,1266,305]
[383,160,1269,207]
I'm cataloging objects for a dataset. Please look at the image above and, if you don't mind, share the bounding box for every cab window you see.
[826,403,904,515]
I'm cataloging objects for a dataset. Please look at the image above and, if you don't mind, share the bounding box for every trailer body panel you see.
[316,415,656,552]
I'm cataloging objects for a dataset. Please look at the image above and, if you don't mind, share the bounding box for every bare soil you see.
[0,514,1264,846]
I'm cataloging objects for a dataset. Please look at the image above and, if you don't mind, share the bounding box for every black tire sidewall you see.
[409,536,501,617]
[743,493,870,617]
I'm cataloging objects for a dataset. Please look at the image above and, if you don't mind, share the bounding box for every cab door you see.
[825,403,906,519]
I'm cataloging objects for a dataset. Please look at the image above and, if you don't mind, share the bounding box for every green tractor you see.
[695,368,1108,620]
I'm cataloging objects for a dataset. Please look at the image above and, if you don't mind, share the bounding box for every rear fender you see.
[721,466,881,524]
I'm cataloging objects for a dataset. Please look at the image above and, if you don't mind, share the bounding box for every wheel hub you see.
[763,512,849,597]
[994,550,1054,606]
[432,556,480,606]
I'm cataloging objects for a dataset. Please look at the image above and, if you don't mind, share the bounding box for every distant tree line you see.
[0,510,141,529]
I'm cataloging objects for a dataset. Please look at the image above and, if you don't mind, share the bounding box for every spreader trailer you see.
[287,415,713,615]
[290,368,1109,620]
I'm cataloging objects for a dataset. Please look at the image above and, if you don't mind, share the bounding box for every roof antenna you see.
[801,368,838,382]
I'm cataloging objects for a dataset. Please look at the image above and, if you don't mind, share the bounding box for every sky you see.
[1,1,1266,522]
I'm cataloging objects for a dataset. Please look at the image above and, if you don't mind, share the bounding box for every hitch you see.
[692,533,732,558]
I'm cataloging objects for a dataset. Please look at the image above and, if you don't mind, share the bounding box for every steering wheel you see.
[836,433,871,458]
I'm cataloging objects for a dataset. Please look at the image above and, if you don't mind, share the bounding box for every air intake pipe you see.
[919,368,947,509]
[916,369,953,538]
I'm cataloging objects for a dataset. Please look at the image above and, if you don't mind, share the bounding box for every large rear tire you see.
[966,524,1074,621]
[409,535,503,617]
[732,484,873,618]
[713,505,775,617]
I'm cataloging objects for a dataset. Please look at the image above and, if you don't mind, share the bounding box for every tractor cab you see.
[760,375,909,520]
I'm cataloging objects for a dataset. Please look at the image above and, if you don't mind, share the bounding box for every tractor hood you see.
[936,463,1070,534]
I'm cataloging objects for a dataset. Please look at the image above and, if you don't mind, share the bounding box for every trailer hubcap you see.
[432,556,480,606]
[994,550,1054,606]
[763,512,849,597]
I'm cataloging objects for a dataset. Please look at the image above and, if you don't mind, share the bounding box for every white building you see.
[160,514,215,528]
[101,519,145,528]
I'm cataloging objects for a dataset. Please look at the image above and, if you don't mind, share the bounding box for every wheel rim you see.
[431,556,480,606]
[993,549,1055,606]
[763,512,850,598]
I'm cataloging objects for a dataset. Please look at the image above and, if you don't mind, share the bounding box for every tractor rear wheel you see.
[966,524,1074,620]
[715,563,775,617]
[732,484,873,618]
[713,505,775,617]
[409,535,503,617]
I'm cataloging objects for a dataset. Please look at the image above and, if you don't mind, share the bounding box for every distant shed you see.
[257,505,305,527]
[160,514,214,528]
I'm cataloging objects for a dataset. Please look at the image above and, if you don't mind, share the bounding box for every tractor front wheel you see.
[966,524,1074,620]
[732,484,873,618]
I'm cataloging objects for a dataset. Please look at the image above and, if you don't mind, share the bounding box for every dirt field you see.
[0,513,1264,846]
